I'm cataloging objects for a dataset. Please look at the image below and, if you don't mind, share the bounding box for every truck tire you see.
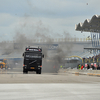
[36,70,38,74]
[23,68,28,74]
[26,71,28,74]
[1,65,3,69]
[5,66,8,70]
[38,69,41,74]
[23,71,28,74]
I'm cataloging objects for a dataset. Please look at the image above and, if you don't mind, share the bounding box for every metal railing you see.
[0,38,93,43]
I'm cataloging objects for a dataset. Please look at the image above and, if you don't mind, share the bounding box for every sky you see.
[0,0,100,42]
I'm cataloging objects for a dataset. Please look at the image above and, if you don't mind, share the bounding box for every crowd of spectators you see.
[77,63,100,70]
[79,53,100,70]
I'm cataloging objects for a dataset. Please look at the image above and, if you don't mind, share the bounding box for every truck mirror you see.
[22,53,24,56]
[42,54,44,58]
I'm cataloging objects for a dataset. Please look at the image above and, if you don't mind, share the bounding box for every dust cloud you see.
[0,16,73,73]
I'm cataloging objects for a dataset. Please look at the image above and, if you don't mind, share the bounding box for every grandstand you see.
[63,15,100,68]
[69,15,100,68]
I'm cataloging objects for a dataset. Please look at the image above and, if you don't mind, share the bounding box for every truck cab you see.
[23,46,44,74]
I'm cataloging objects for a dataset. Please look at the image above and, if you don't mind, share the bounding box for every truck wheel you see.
[38,69,41,74]
[26,71,28,74]
[23,68,28,74]
[1,65,3,69]
[23,70,25,73]
[36,70,38,74]
[5,66,8,70]
[36,69,41,74]
[23,71,28,74]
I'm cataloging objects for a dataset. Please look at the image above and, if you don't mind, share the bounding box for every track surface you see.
[1,83,100,100]
[0,68,100,100]
[0,68,100,83]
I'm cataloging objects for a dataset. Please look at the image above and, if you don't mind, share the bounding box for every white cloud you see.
[0,0,99,41]
[0,12,91,42]
[0,13,18,26]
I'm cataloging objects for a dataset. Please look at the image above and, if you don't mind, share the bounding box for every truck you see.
[22,46,44,74]
[0,59,9,69]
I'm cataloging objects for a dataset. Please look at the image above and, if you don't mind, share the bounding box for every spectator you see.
[60,65,63,69]
[81,65,84,70]
[92,65,95,70]
[95,65,98,70]
[97,65,100,70]
[78,64,81,69]
[90,65,93,70]
[87,64,90,69]
[77,64,79,69]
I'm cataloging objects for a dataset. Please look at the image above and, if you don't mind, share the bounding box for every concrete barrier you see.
[59,69,100,77]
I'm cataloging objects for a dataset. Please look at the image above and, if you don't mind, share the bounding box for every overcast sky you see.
[0,0,100,41]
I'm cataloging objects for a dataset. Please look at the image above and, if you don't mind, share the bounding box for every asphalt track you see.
[0,68,100,100]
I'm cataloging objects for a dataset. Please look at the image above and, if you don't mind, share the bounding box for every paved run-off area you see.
[0,83,100,100]
[0,69,100,100]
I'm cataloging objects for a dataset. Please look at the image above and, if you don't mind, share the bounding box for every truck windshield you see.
[4,60,7,63]
[0,60,3,62]
[25,52,42,59]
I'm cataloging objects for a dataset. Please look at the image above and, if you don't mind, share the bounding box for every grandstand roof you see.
[75,15,100,33]
[66,51,99,61]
